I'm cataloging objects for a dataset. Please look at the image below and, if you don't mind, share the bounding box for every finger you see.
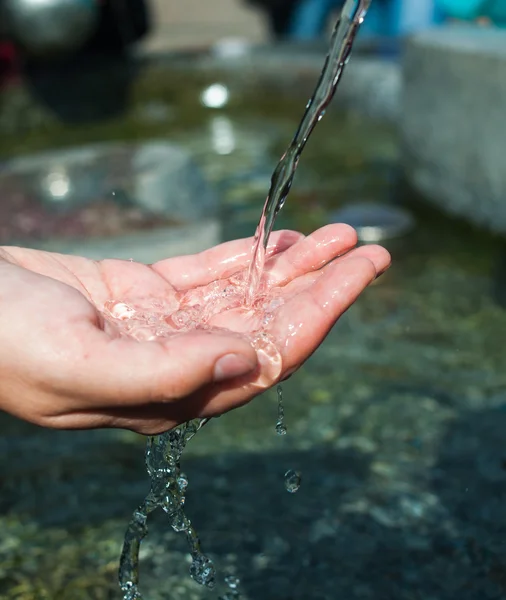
[270,255,383,365]
[279,243,392,298]
[152,229,304,290]
[42,404,182,435]
[333,243,392,274]
[263,224,358,288]
[49,327,260,412]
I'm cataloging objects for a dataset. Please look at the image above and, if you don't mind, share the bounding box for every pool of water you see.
[1,51,506,600]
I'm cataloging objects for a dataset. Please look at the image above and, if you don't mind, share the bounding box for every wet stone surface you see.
[403,27,506,234]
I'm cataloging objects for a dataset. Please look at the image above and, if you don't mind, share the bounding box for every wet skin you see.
[0,224,390,435]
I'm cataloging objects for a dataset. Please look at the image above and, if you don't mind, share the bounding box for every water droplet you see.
[284,470,302,493]
[222,285,236,297]
[130,327,157,342]
[190,554,216,588]
[155,325,170,337]
[267,297,284,311]
[170,509,189,533]
[276,423,287,436]
[123,587,142,600]
[225,574,240,589]
[275,385,287,435]
[104,300,136,320]
[262,312,274,327]
[178,474,189,493]
[251,333,283,385]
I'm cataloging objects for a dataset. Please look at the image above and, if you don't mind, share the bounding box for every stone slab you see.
[402,26,506,232]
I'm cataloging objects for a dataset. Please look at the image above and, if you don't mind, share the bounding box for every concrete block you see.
[402,26,506,232]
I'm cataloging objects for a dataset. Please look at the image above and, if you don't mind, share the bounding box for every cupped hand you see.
[0,224,390,434]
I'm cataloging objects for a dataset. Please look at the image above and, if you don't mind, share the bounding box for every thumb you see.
[66,328,259,409]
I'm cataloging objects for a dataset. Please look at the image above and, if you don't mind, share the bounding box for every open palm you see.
[0,224,389,434]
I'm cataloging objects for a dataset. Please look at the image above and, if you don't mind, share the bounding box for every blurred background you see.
[2,1,506,600]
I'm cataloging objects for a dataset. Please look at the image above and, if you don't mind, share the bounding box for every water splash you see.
[224,575,240,590]
[219,575,241,600]
[284,470,302,494]
[275,385,287,436]
[275,387,302,494]
[246,0,372,302]
[119,419,215,599]
[106,287,283,599]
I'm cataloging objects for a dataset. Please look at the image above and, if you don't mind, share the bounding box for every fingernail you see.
[213,353,257,382]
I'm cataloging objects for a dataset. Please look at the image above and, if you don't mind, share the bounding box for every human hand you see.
[0,224,390,434]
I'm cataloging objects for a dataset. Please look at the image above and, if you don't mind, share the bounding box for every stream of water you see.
[116,1,372,597]
[246,0,372,303]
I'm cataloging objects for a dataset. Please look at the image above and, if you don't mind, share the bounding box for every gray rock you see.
[131,141,218,222]
[333,57,401,122]
[0,141,218,222]
[182,47,401,123]
[402,26,506,233]
[0,141,221,262]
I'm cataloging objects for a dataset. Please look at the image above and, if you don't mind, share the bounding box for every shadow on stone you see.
[3,403,506,599]
[429,404,506,600]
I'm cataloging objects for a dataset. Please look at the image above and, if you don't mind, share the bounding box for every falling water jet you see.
[246,0,372,303]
